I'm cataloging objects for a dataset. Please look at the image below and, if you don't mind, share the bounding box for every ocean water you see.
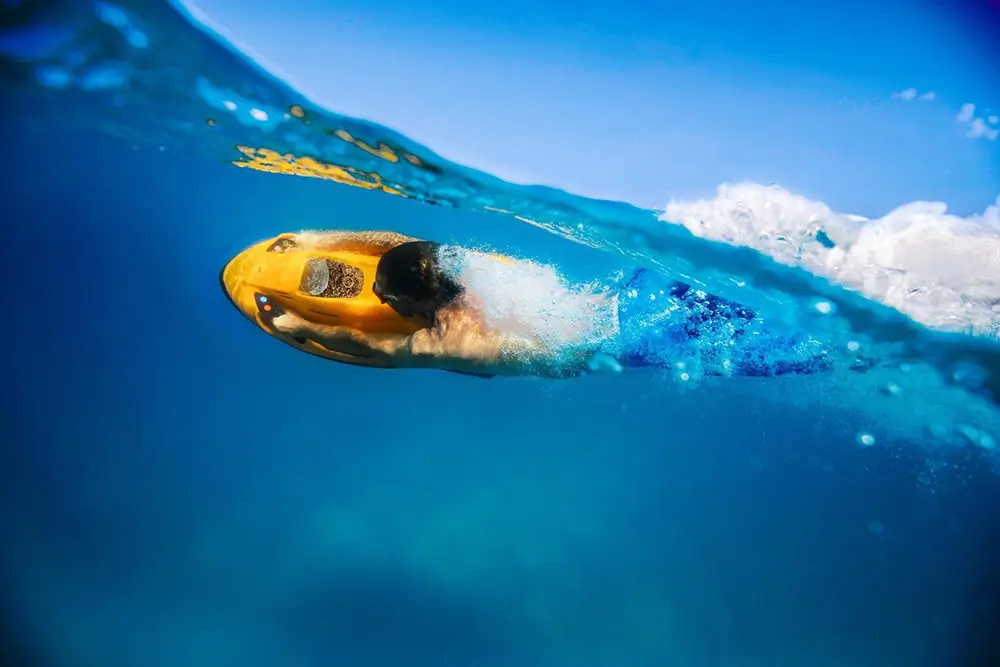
[2,1,1000,666]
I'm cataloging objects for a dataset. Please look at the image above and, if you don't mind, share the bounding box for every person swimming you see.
[219,230,829,379]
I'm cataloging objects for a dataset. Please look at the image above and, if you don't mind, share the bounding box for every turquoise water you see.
[2,1,1000,666]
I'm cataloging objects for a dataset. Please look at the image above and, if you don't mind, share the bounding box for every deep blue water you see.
[3,2,1000,666]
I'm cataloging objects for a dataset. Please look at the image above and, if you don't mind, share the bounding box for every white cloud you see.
[957,103,976,123]
[955,103,998,140]
[890,91,996,141]
[892,88,935,102]
[967,117,999,141]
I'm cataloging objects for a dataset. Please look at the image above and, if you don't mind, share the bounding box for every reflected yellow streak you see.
[231,145,407,197]
[279,103,434,170]
[402,151,431,169]
[332,129,400,163]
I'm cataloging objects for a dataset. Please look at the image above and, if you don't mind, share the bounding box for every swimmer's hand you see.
[271,312,311,338]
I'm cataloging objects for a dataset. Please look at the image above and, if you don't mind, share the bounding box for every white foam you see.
[661,184,1000,337]
[438,247,616,351]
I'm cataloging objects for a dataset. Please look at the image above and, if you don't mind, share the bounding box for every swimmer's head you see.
[373,241,464,318]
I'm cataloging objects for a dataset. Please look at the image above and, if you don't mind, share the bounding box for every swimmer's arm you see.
[271,312,411,359]
[273,312,499,371]
[272,310,590,377]
[411,309,591,378]
[498,335,593,379]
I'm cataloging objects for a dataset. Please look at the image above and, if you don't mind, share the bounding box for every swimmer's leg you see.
[613,268,830,377]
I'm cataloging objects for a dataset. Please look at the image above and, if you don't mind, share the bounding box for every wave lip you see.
[661,184,1000,338]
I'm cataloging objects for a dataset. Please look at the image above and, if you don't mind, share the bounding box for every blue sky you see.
[187,0,999,216]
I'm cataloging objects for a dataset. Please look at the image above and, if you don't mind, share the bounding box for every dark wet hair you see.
[373,241,463,319]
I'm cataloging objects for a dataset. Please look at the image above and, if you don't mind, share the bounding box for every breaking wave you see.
[663,183,1000,338]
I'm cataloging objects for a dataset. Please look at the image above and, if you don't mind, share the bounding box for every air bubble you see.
[882,382,902,397]
[957,424,996,451]
[94,3,148,49]
[957,424,978,440]
[812,300,834,315]
[127,30,148,49]
[587,353,623,375]
[35,66,71,89]
[95,2,129,27]
[80,64,128,90]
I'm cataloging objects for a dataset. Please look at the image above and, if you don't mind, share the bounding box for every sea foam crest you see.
[438,246,616,352]
[661,183,1000,337]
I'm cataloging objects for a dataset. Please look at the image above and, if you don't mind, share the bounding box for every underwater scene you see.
[2,0,999,665]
